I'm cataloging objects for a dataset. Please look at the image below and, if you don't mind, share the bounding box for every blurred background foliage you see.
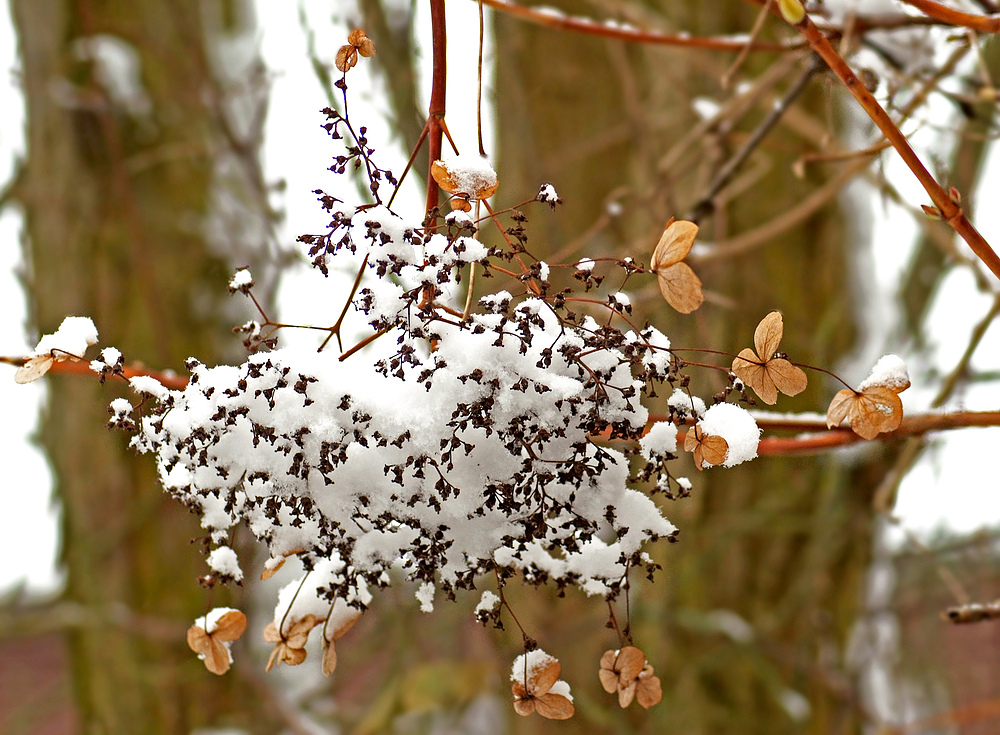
[2,0,1000,733]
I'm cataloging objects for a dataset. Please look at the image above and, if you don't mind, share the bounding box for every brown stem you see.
[425,0,447,221]
[793,11,1000,281]
[479,0,803,51]
[899,0,1000,31]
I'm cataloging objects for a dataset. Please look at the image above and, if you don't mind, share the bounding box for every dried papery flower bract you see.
[335,29,376,73]
[321,602,363,677]
[14,316,99,384]
[731,311,808,405]
[650,218,704,314]
[511,650,575,720]
[186,608,247,675]
[263,614,323,672]
[684,425,729,471]
[826,354,909,440]
[599,646,663,709]
[431,155,499,201]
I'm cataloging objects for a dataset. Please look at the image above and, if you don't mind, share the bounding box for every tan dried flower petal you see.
[263,614,323,671]
[357,37,376,57]
[534,693,575,720]
[636,666,663,709]
[684,427,728,470]
[260,560,283,580]
[329,610,362,642]
[14,354,55,384]
[618,679,637,708]
[513,695,537,717]
[530,658,562,695]
[651,219,698,271]
[732,312,808,405]
[347,29,367,46]
[614,646,646,681]
[187,627,225,675]
[651,219,703,314]
[599,669,618,693]
[430,159,498,200]
[211,610,247,641]
[656,263,704,314]
[321,638,338,677]
[335,45,358,73]
[826,385,903,440]
[512,657,574,719]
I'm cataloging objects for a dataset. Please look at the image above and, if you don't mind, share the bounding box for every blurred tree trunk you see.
[9,0,279,732]
[493,2,884,733]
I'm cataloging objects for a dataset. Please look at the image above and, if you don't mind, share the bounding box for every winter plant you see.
[9,0,1000,721]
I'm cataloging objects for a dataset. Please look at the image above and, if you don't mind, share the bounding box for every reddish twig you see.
[789,10,1000,281]
[899,0,1000,32]
[477,0,803,51]
[425,0,447,220]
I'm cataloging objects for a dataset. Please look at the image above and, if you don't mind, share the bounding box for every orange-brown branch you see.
[899,0,1000,32]
[478,0,802,51]
[792,11,1000,281]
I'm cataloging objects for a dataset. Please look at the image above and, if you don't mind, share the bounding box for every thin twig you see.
[790,10,1000,281]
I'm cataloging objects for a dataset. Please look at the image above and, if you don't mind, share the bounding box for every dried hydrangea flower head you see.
[186,608,247,676]
[598,646,662,709]
[511,650,574,720]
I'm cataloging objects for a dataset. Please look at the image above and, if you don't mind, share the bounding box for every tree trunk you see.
[494,2,880,732]
[10,0,279,731]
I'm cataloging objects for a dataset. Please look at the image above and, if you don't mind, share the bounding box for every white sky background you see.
[0,0,998,592]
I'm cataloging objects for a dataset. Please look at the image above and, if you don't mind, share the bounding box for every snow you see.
[668,390,706,418]
[128,376,169,400]
[536,183,559,204]
[575,258,595,272]
[641,421,678,458]
[207,545,243,582]
[32,316,98,358]
[858,354,910,392]
[416,582,435,613]
[99,347,122,365]
[228,268,254,291]
[510,649,557,683]
[475,590,500,616]
[200,606,240,634]
[437,154,497,199]
[697,403,760,468]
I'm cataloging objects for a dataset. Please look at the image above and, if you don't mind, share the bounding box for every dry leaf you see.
[650,219,704,313]
[186,609,247,676]
[731,311,808,405]
[825,386,903,440]
[684,426,728,471]
[512,656,574,720]
[598,647,663,709]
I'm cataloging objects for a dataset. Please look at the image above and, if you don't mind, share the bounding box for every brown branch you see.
[640,410,1000,456]
[899,0,1000,32]
[944,600,1000,624]
[477,0,803,51]
[425,0,447,220]
[1,356,189,391]
[790,10,1000,281]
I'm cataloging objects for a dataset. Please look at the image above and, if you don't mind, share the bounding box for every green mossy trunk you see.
[10,1,278,732]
